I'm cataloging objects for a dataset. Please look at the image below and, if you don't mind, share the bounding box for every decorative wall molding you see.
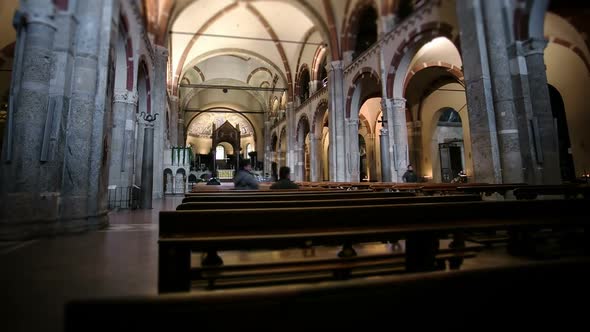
[114,90,139,105]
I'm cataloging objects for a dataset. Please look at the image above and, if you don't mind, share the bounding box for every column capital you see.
[382,97,406,109]
[168,95,179,103]
[329,60,344,71]
[522,38,548,56]
[154,45,169,58]
[114,90,138,105]
[380,127,389,135]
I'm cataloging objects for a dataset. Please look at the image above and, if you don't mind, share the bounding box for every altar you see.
[217,169,234,180]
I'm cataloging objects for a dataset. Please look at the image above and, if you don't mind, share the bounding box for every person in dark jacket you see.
[402,164,418,183]
[270,166,299,189]
[233,160,259,190]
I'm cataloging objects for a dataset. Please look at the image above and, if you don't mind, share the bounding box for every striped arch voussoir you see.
[386,22,455,98]
[312,98,329,135]
[345,67,381,119]
[403,61,464,92]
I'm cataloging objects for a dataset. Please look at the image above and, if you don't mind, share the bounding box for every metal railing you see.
[108,185,141,210]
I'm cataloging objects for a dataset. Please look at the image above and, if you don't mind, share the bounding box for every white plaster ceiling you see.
[171,0,322,89]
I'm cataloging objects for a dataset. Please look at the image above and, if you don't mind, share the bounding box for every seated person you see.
[233,160,259,190]
[206,172,221,185]
[270,166,299,190]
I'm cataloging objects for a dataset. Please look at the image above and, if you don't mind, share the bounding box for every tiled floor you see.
[0,196,532,332]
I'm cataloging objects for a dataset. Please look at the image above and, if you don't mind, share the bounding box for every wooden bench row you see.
[182,190,415,203]
[66,257,590,331]
[159,199,589,292]
[178,194,481,210]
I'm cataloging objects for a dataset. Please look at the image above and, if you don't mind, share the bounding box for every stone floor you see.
[0,196,532,332]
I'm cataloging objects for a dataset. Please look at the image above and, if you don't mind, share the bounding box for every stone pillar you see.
[74,0,113,228]
[345,118,360,182]
[523,38,561,184]
[382,98,409,182]
[456,0,501,183]
[379,127,391,182]
[168,95,179,146]
[109,90,138,187]
[263,120,271,176]
[309,80,319,94]
[152,46,168,198]
[328,61,346,181]
[140,117,155,209]
[177,112,185,146]
[310,136,321,182]
[482,0,524,184]
[45,5,77,193]
[286,101,296,175]
[60,0,103,224]
[367,133,377,181]
[380,14,396,35]
[0,1,57,239]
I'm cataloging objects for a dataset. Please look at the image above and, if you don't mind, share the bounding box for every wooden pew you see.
[66,258,590,331]
[455,183,528,196]
[177,194,482,210]
[512,184,590,200]
[158,199,589,292]
[182,191,416,203]
[185,189,363,196]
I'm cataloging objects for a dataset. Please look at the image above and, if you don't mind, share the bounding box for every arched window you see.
[299,68,310,102]
[215,145,225,160]
[245,143,254,157]
[353,6,378,60]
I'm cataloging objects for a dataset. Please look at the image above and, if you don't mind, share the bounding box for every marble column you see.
[152,46,168,199]
[0,0,57,239]
[45,5,77,193]
[310,136,321,182]
[168,95,179,146]
[177,112,185,146]
[75,0,113,228]
[380,14,396,35]
[263,120,271,176]
[286,101,296,175]
[109,90,138,187]
[523,38,561,184]
[482,0,524,184]
[367,133,377,181]
[328,61,346,181]
[345,118,360,182]
[382,98,409,182]
[140,116,155,209]
[379,127,392,182]
[456,0,501,183]
[309,80,319,95]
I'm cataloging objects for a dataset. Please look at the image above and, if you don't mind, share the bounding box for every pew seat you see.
[66,257,590,332]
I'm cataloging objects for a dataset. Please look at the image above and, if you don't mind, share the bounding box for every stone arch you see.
[137,58,151,114]
[117,14,134,91]
[311,45,328,82]
[247,67,274,85]
[296,114,311,143]
[386,22,457,98]
[403,62,464,93]
[345,67,381,119]
[514,0,549,41]
[312,99,329,138]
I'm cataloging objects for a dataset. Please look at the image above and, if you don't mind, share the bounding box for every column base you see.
[0,213,109,241]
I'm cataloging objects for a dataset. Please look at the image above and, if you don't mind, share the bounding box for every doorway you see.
[439,141,463,183]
